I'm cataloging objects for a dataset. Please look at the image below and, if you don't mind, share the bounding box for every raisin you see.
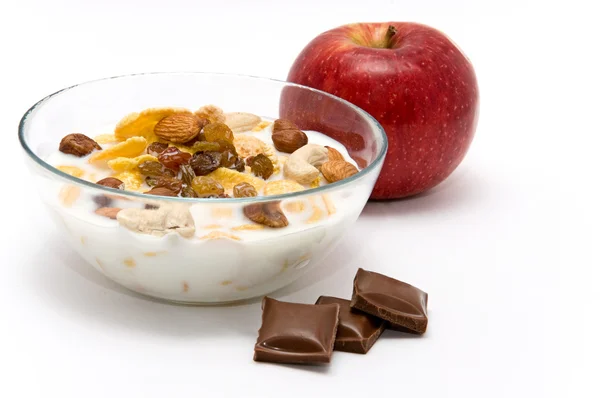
[190,151,222,176]
[190,141,221,153]
[93,195,112,207]
[232,157,246,172]
[59,134,101,157]
[203,122,234,143]
[181,185,198,198]
[250,154,274,180]
[147,142,168,157]
[191,176,224,197]
[215,139,237,155]
[158,147,192,171]
[138,161,175,177]
[145,176,159,187]
[233,182,258,198]
[179,164,196,186]
[154,176,183,194]
[219,150,238,168]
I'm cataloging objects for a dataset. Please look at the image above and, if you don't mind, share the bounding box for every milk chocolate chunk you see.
[350,268,428,334]
[254,297,340,365]
[315,296,385,354]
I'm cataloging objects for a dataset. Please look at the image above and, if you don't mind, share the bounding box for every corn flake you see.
[59,185,81,207]
[199,231,242,241]
[56,165,85,178]
[264,179,304,196]
[283,201,306,213]
[111,170,144,191]
[114,107,190,141]
[107,154,158,173]
[206,168,266,192]
[252,121,272,132]
[322,194,336,215]
[231,224,265,231]
[310,176,322,189]
[94,134,119,144]
[89,137,147,165]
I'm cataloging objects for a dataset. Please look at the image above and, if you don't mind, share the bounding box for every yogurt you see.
[44,121,368,303]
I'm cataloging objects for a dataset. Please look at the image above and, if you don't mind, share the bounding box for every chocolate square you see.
[350,268,428,334]
[254,297,340,365]
[315,296,385,354]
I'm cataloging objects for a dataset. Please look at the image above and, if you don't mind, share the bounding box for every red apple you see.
[286,22,479,199]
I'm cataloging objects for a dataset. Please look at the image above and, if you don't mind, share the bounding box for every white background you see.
[1,0,598,397]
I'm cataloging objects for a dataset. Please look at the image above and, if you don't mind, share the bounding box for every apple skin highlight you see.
[286,22,479,199]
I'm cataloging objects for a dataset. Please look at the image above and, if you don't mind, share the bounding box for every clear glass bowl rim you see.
[19,72,388,204]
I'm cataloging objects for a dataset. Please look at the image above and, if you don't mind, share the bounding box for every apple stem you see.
[383,25,397,48]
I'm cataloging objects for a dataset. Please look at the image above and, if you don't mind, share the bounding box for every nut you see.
[272,129,308,153]
[95,207,121,219]
[194,105,225,123]
[273,119,298,132]
[283,144,328,184]
[114,107,188,141]
[243,201,289,228]
[144,186,178,197]
[325,146,345,162]
[154,113,202,143]
[59,134,101,157]
[96,177,125,190]
[224,112,261,133]
[117,203,195,238]
[321,160,359,183]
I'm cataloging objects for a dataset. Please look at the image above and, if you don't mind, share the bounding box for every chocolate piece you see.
[350,268,428,334]
[315,296,385,354]
[254,297,340,365]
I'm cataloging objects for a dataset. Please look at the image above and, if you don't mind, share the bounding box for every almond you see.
[154,113,202,144]
[325,146,345,162]
[243,201,289,228]
[320,160,359,183]
[272,129,308,153]
[96,177,125,190]
[144,186,178,197]
[59,134,101,157]
[95,207,121,219]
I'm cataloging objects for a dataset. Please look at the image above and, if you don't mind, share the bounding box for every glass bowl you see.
[19,72,387,304]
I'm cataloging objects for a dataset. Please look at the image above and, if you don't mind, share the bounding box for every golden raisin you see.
[179,164,196,185]
[191,141,221,153]
[250,154,274,180]
[191,176,225,197]
[203,123,234,143]
[233,182,258,198]
[137,161,175,177]
[181,185,198,198]
[149,176,183,194]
